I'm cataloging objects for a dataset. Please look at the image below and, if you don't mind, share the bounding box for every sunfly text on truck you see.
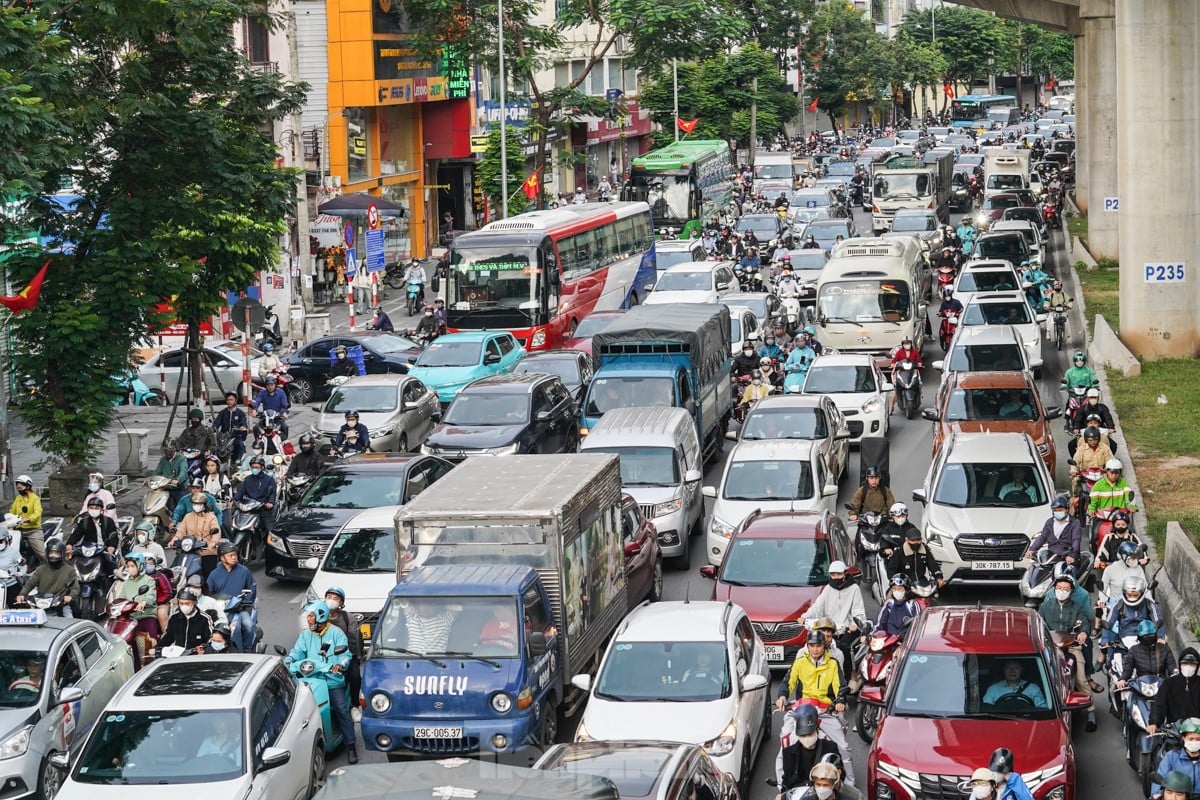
[580,303,733,460]
[870,152,954,234]
[361,454,629,762]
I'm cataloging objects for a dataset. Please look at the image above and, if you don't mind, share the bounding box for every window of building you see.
[345,107,371,183]
[243,16,270,65]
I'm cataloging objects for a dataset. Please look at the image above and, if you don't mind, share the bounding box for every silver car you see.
[0,610,134,800]
[137,340,265,403]
[314,374,440,452]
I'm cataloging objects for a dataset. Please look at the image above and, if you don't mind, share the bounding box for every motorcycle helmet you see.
[123,551,146,569]
[1072,350,1087,366]
[809,762,840,784]
[1180,719,1200,736]
[889,502,908,517]
[249,454,266,469]
[216,540,238,557]
[759,357,772,367]
[1116,542,1140,565]
[802,325,816,337]
[344,410,360,421]
[15,474,33,489]
[212,622,233,641]
[1051,494,1069,509]
[1083,427,1101,442]
[1086,413,1103,425]
[1105,458,1123,472]
[325,586,346,602]
[790,702,820,735]
[864,466,882,479]
[188,407,204,421]
[828,560,848,575]
[304,600,331,626]
[264,374,278,385]
[86,496,104,508]
[818,753,846,779]
[45,538,65,565]
[262,343,274,352]
[1052,280,1063,291]
[942,287,954,301]
[1137,619,1158,637]
[1160,772,1195,795]
[1111,509,1131,526]
[178,587,200,603]
[1087,388,1101,399]
[1121,574,1148,605]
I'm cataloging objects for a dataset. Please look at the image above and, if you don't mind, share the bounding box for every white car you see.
[800,353,891,443]
[56,655,324,800]
[645,262,740,306]
[306,506,404,647]
[727,306,761,355]
[959,292,1046,371]
[951,259,1023,308]
[731,393,851,482]
[702,439,839,566]
[571,601,771,793]
[137,339,265,403]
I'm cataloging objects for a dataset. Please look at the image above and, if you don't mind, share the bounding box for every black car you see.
[512,349,593,404]
[734,213,791,248]
[282,331,424,404]
[420,373,579,460]
[264,453,455,581]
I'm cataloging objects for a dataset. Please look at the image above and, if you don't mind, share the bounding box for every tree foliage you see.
[0,0,305,466]
[800,1,892,126]
[476,127,531,216]
[899,6,1009,86]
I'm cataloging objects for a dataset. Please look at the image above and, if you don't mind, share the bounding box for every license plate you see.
[414,726,463,739]
[764,645,785,662]
[972,560,1013,571]
[359,623,372,643]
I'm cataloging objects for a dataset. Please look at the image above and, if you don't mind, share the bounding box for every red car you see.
[865,606,1092,800]
[563,310,626,353]
[620,494,663,606]
[699,510,856,670]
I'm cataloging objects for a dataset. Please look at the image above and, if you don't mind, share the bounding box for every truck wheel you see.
[538,702,559,749]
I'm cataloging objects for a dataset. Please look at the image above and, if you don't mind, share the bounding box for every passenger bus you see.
[621,139,733,236]
[444,202,656,350]
[950,94,1018,129]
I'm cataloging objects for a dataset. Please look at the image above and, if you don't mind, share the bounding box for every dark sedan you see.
[264,453,455,581]
[282,331,424,404]
[513,349,593,404]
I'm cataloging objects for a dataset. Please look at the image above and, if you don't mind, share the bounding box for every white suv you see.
[912,431,1054,585]
[958,292,1046,372]
[571,601,771,794]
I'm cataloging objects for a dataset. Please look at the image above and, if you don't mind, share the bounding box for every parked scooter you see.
[141,476,175,544]
[892,360,921,420]
[115,373,164,406]
[278,642,349,752]
[72,542,117,620]
[855,628,902,742]
[104,583,156,671]
[255,305,282,348]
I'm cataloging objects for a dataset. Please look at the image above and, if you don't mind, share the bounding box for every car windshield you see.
[366,334,420,354]
[890,654,1057,718]
[987,174,1025,190]
[326,385,398,413]
[817,280,912,323]
[804,223,848,245]
[788,251,829,274]
[584,377,673,416]
[755,163,793,180]
[873,173,931,198]
[586,446,680,487]
[72,709,245,784]
[891,214,937,232]
[791,192,829,210]
[303,472,406,508]
[721,538,830,586]
[374,596,522,658]
[741,407,828,440]
[572,314,621,339]
[974,237,1028,262]
[946,388,1039,421]
[443,393,529,426]
[594,641,730,702]
[736,217,779,238]
[947,343,1026,373]
[415,340,483,368]
[932,462,1047,507]
[982,196,1021,211]
[654,271,713,292]
[722,459,813,501]
[515,357,580,384]
[324,526,397,573]
[957,270,1019,293]
[965,300,1034,326]
[212,341,263,359]
[541,749,672,796]
[0,650,48,708]
[656,250,699,271]
[804,365,877,394]
[726,296,767,319]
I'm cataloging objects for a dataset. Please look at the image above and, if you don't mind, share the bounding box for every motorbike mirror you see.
[273,644,288,656]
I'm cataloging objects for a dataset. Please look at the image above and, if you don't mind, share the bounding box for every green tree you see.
[0,0,305,466]
[476,126,531,216]
[887,34,948,118]
[899,6,1009,90]
[800,1,892,129]
[732,0,815,68]
[1025,26,1075,82]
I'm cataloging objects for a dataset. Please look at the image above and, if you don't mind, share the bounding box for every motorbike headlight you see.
[0,726,32,760]
[703,721,738,757]
[491,693,512,713]
[369,692,391,713]
[709,515,735,540]
[652,498,683,517]
[530,330,546,348]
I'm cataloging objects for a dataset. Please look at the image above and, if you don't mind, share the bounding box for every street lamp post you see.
[672,59,679,143]
[499,0,508,218]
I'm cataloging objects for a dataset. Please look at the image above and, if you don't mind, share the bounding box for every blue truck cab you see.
[580,304,733,460]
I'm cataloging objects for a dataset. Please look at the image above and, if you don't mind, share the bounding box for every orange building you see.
[324,0,472,258]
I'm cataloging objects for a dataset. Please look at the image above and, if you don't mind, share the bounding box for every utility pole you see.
[748,77,758,169]
[288,7,313,313]
[498,0,508,218]
[672,59,680,143]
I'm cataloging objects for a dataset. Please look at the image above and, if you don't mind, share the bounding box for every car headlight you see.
[709,515,735,540]
[483,443,520,456]
[574,719,591,742]
[371,425,396,438]
[861,396,881,413]
[703,721,738,757]
[304,586,319,604]
[1037,442,1050,455]
[1044,788,1065,800]
[0,726,32,760]
[530,330,546,348]
[491,693,512,713]
[652,498,683,517]
[369,692,391,713]
[420,443,434,454]
[924,525,951,548]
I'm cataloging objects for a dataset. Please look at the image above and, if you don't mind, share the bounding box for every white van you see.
[580,406,704,568]
[814,237,929,358]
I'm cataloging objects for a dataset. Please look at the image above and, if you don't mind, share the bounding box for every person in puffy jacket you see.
[802,560,866,675]
[152,588,214,656]
[1151,648,1200,731]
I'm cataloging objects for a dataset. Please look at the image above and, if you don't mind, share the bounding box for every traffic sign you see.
[1103,197,1119,212]
[345,248,357,277]
[470,134,490,153]
[366,203,381,231]
[344,222,355,247]
[365,229,386,274]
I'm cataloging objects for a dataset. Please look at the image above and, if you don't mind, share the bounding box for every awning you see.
[317,192,407,218]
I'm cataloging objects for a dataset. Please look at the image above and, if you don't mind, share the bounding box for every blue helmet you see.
[1117,540,1140,561]
[790,703,820,735]
[123,552,147,569]
[324,586,346,602]
[1137,619,1157,637]
[304,600,330,625]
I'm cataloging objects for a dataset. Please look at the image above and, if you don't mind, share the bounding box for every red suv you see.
[865,606,1091,800]
[699,510,857,670]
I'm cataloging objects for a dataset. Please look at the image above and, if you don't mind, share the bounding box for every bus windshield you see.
[627,173,691,227]
[873,172,931,198]
[818,280,913,323]
[755,163,792,180]
[445,245,540,327]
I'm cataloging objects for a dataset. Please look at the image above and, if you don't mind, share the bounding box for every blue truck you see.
[580,303,733,460]
[361,454,628,763]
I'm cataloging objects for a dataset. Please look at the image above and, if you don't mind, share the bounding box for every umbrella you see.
[317,192,407,218]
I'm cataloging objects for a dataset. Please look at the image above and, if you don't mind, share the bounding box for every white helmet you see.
[889,502,908,517]
[1105,458,1123,471]
[15,475,32,487]
[828,560,848,574]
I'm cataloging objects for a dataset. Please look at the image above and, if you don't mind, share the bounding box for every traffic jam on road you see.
[3,98,1184,800]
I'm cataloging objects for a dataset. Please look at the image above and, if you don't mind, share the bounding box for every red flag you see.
[943,82,955,98]
[676,117,699,134]
[1045,78,1057,90]
[807,97,819,112]
[521,168,541,200]
[0,260,50,313]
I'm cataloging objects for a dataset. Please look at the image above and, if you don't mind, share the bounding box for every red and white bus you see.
[443,202,657,350]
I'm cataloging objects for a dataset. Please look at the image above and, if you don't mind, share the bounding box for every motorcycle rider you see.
[151,587,214,656]
[1101,573,1163,648]
[784,340,817,383]
[204,623,236,653]
[113,552,162,638]
[79,471,118,522]
[414,304,440,342]
[1149,648,1200,734]
[1046,279,1072,310]
[144,554,174,632]
[233,454,277,543]
[1070,387,1115,434]
[1114,618,1176,693]
[875,575,919,637]
[776,267,801,297]
[324,586,365,723]
[740,373,773,409]
[775,636,854,783]
[1151,719,1200,799]
[1061,350,1099,395]
[185,573,228,625]
[886,523,944,590]
[403,259,426,306]
[938,287,964,317]
[16,538,77,615]
[1087,458,1137,525]
[177,407,217,455]
[847,467,895,523]
[1025,495,1083,572]
[129,521,165,564]
[169,489,223,575]
[770,240,791,264]
[10,476,45,563]
[802,560,866,677]
[207,540,258,654]
[887,338,923,415]
[334,410,370,453]
[0,523,26,607]
[1070,427,1114,514]
[329,345,359,381]
[368,305,394,332]
[964,768,999,800]
[251,374,291,439]
[757,358,785,391]
[256,342,282,380]
[733,344,762,379]
[802,234,820,250]
[289,433,326,479]
[1099,541,1148,612]
[66,496,120,555]
[955,218,976,251]
[933,246,957,272]
[214,393,249,463]
[792,761,852,800]
[759,335,784,363]
[170,478,224,531]
[798,325,824,356]
[1096,512,1141,567]
[1037,573,1097,730]
[989,748,1035,800]
[289,600,358,763]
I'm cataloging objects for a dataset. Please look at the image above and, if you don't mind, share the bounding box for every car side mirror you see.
[912,488,927,504]
[716,282,729,291]
[701,486,717,499]
[484,353,501,365]
[859,684,884,705]
[684,469,703,483]
[535,410,552,423]
[570,673,592,692]
[683,399,696,414]
[835,427,851,440]
[259,747,291,772]
[921,407,938,421]
[58,686,85,705]
[1045,405,1062,420]
[822,484,838,498]
[528,631,548,657]
[312,405,323,413]
[931,360,944,370]
[881,382,894,393]
[431,274,440,293]
[740,674,769,693]
[49,752,69,771]
[699,565,716,579]
[408,356,418,364]
[725,430,738,441]
[1035,314,1048,324]
[1064,690,1092,710]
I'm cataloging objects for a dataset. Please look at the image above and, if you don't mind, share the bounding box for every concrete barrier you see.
[1155,522,1200,655]
[1073,235,1099,270]
[1091,313,1141,377]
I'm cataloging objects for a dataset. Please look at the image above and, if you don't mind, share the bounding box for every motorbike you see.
[104,583,156,671]
[1018,546,1060,608]
[1050,304,1068,350]
[892,359,921,420]
[255,305,282,348]
[1063,386,1092,433]
[1103,634,1141,722]
[935,265,956,291]
[406,278,425,316]
[1042,201,1061,230]
[22,591,68,616]
[938,311,959,352]
[852,510,892,605]
[72,542,117,620]
[170,535,205,588]
[224,589,264,654]
[779,291,802,331]
[783,361,811,393]
[141,476,175,544]
[284,473,315,509]
[230,498,267,563]
[1092,505,1136,553]
[855,628,902,742]
[910,580,937,611]
[115,373,164,406]
[279,642,350,753]
[1118,673,1164,793]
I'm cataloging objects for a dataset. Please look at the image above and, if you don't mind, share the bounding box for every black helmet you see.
[1082,427,1101,442]
[299,433,315,447]
[1051,494,1069,509]
[864,466,882,478]
[45,538,65,561]
[212,623,233,640]
[86,496,104,508]
[216,540,237,557]
[344,410,359,420]
[177,587,200,602]
[989,747,1015,775]
[249,454,266,468]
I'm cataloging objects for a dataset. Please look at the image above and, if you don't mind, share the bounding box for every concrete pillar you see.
[1071,25,1088,212]
[1081,0,1117,258]
[1116,0,1200,358]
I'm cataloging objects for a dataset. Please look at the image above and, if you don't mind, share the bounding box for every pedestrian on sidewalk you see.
[353,266,373,309]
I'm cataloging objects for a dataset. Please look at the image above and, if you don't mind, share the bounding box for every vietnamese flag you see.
[0,260,50,314]
[807,97,819,112]
[943,81,955,98]
[521,168,541,200]
[676,117,700,134]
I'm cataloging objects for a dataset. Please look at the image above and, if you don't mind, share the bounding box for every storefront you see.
[577,99,653,193]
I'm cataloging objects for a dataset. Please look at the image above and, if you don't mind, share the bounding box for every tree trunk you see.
[536,103,552,208]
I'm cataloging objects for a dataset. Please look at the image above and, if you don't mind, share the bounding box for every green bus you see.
[622,139,733,236]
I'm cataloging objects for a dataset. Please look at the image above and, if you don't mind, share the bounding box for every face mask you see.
[179,603,196,617]
[1054,588,1071,602]
[326,598,341,610]
[193,504,206,514]
[815,787,834,800]
[146,563,157,574]
[1185,740,1200,755]
[1053,511,1067,521]
[47,555,62,565]
[828,577,846,590]
[798,734,819,748]
[1114,527,1129,536]
[972,786,992,800]
[1140,635,1158,648]
[136,533,148,545]
[1183,665,1197,678]
[743,350,753,357]
[425,312,433,317]
[894,515,908,525]
[752,379,762,386]
[88,509,101,519]
[189,419,200,427]
[301,445,313,453]
[88,482,100,492]
[211,640,226,651]
[891,590,906,602]
[17,487,28,495]
[251,468,262,476]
